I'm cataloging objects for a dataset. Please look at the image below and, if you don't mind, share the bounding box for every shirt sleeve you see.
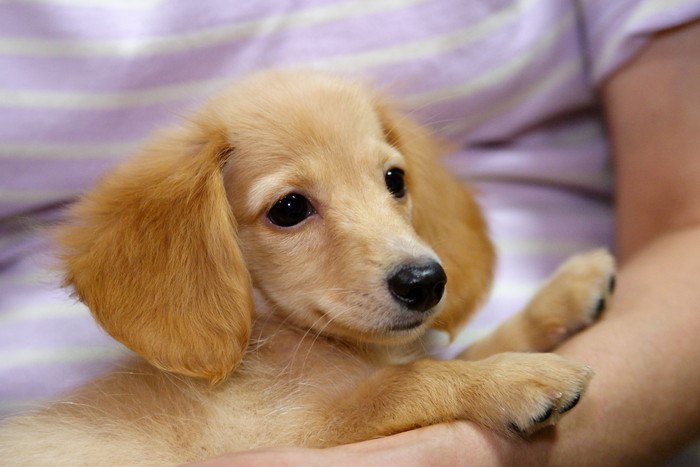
[576,0,700,85]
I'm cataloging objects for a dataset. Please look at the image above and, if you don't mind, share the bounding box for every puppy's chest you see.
[203,338,380,449]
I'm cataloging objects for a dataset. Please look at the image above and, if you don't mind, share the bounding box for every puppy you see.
[0,70,615,465]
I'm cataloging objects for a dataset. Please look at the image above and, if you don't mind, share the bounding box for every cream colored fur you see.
[0,71,615,465]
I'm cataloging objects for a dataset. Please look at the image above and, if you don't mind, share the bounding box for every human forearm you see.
[517,20,700,464]
[512,225,700,465]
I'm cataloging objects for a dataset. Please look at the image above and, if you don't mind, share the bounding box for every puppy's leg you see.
[461,249,615,361]
[321,352,592,445]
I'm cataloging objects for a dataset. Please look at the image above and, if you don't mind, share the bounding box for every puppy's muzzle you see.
[387,260,447,312]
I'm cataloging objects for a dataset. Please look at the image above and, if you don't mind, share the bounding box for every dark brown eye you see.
[385,168,406,198]
[267,193,314,227]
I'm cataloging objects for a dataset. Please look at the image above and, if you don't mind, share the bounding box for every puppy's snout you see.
[387,261,447,312]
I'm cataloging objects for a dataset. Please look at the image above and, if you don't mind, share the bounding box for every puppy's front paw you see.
[472,352,593,435]
[527,249,616,349]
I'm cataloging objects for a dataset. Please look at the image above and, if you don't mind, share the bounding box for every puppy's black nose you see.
[387,261,447,312]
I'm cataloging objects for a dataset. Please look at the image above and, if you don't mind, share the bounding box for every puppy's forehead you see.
[222,74,400,214]
[225,74,384,153]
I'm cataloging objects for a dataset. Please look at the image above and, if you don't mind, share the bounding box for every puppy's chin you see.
[258,288,441,345]
[317,307,442,346]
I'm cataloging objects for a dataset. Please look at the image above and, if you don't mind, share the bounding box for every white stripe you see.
[0,0,428,57]
[490,280,540,298]
[0,76,228,109]
[0,345,126,371]
[440,56,581,136]
[449,327,492,350]
[0,303,89,326]
[0,268,62,287]
[314,0,537,71]
[0,0,536,110]
[594,0,698,78]
[466,170,612,193]
[1,0,169,8]
[0,398,47,416]
[0,141,139,159]
[404,7,576,108]
[0,188,79,202]
[497,238,604,256]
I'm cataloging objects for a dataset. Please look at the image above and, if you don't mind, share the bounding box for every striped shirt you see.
[1,1,699,440]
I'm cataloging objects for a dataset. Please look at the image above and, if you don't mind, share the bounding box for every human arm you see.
[522,19,700,464]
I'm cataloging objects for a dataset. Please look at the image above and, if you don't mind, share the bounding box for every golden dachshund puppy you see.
[0,71,615,465]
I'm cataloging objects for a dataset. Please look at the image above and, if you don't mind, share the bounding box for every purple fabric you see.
[1,2,699,441]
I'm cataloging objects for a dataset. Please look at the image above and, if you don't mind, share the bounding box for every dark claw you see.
[533,405,554,424]
[559,392,581,414]
[508,422,526,435]
[608,275,616,293]
[592,297,606,320]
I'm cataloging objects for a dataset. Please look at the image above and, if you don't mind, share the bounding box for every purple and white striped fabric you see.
[1,1,699,447]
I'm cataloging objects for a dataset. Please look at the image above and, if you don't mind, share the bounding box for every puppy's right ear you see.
[58,120,252,383]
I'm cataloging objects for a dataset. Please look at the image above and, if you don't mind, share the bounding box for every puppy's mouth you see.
[387,317,427,332]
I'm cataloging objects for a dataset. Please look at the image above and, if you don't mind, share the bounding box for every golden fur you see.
[0,71,615,465]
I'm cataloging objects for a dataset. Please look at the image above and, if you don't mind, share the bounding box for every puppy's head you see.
[59,71,494,382]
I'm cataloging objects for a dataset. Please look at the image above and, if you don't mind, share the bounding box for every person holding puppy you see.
[1,1,699,464]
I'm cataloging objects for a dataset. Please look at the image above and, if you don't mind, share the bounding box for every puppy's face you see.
[222,74,445,344]
[60,69,491,379]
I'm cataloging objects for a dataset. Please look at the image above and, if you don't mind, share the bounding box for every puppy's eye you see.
[385,168,406,198]
[267,193,315,227]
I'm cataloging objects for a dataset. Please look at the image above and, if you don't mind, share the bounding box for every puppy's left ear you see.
[376,101,496,339]
[58,119,252,383]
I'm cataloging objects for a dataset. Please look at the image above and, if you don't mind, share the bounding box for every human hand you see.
[185,422,535,467]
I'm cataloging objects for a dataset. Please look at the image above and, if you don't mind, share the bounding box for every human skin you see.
[190,20,700,466]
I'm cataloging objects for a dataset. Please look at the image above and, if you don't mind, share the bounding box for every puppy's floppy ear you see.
[376,101,496,339]
[58,118,252,383]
